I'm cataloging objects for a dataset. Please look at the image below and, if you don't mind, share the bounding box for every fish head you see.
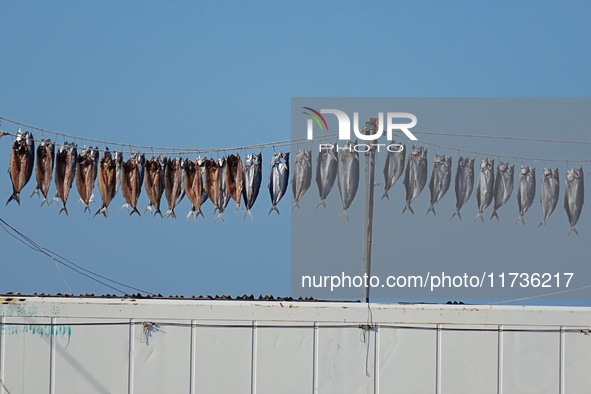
[457,157,465,170]
[282,151,290,165]
[196,156,205,166]
[303,149,312,162]
[566,168,575,182]
[103,148,112,160]
[69,143,78,156]
[507,164,515,177]
[480,159,487,170]
[24,132,34,150]
[114,151,123,165]
[91,147,99,162]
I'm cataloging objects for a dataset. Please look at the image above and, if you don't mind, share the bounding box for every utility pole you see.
[362,118,378,303]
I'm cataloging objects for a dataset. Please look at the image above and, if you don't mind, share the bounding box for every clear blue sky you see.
[0,1,589,304]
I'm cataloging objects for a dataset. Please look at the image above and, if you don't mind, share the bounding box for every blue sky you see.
[0,1,589,304]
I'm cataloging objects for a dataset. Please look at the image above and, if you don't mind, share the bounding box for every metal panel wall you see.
[0,297,590,394]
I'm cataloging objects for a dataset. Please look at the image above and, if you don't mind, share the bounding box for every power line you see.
[1,115,590,158]
[0,217,155,295]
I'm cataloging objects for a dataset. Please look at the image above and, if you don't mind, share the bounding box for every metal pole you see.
[362,118,378,303]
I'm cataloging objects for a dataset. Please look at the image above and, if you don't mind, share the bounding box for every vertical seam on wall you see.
[436,324,442,394]
[49,317,56,394]
[0,316,4,394]
[313,322,319,394]
[251,321,257,394]
[559,326,565,394]
[190,319,196,394]
[374,324,380,394]
[497,325,503,394]
[128,318,135,394]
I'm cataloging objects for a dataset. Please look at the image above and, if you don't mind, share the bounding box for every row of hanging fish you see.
[4,131,587,233]
[5,130,297,221]
[380,143,585,236]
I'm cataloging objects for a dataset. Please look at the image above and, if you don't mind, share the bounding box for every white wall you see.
[1,296,590,393]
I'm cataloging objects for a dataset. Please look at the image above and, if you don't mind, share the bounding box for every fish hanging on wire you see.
[6,130,35,206]
[539,168,560,228]
[451,157,474,220]
[226,153,244,211]
[490,161,514,220]
[516,166,536,225]
[474,158,494,222]
[268,151,289,215]
[120,153,145,216]
[427,154,452,216]
[164,157,184,219]
[184,157,206,219]
[94,147,118,218]
[75,146,99,213]
[337,142,359,220]
[52,142,77,215]
[205,158,221,218]
[316,144,338,209]
[382,142,405,201]
[292,149,312,210]
[215,157,230,221]
[144,156,166,217]
[31,138,55,206]
[242,152,262,219]
[564,167,584,237]
[402,145,428,215]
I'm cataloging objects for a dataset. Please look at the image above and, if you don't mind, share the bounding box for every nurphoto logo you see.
[302,107,418,153]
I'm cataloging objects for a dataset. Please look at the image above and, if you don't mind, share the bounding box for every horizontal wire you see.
[1,115,589,163]
[0,217,155,295]
[0,320,588,332]
[414,130,591,146]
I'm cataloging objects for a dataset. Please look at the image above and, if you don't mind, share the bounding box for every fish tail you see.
[94,206,108,218]
[129,207,141,217]
[6,192,20,206]
[40,198,48,207]
[291,201,300,211]
[243,209,254,220]
[120,203,130,212]
[516,215,525,226]
[451,210,462,220]
[84,204,91,213]
[426,205,436,216]
[538,219,547,229]
[197,208,204,219]
[402,203,414,215]
[490,210,499,221]
[381,190,389,201]
[49,195,59,206]
[155,209,163,218]
[164,209,176,219]
[338,209,349,221]
[567,226,579,237]
[30,188,40,199]
[268,205,280,215]
[59,204,69,216]
[144,205,153,214]
[214,212,225,223]
[474,212,484,222]
[186,210,195,220]
[315,200,327,209]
